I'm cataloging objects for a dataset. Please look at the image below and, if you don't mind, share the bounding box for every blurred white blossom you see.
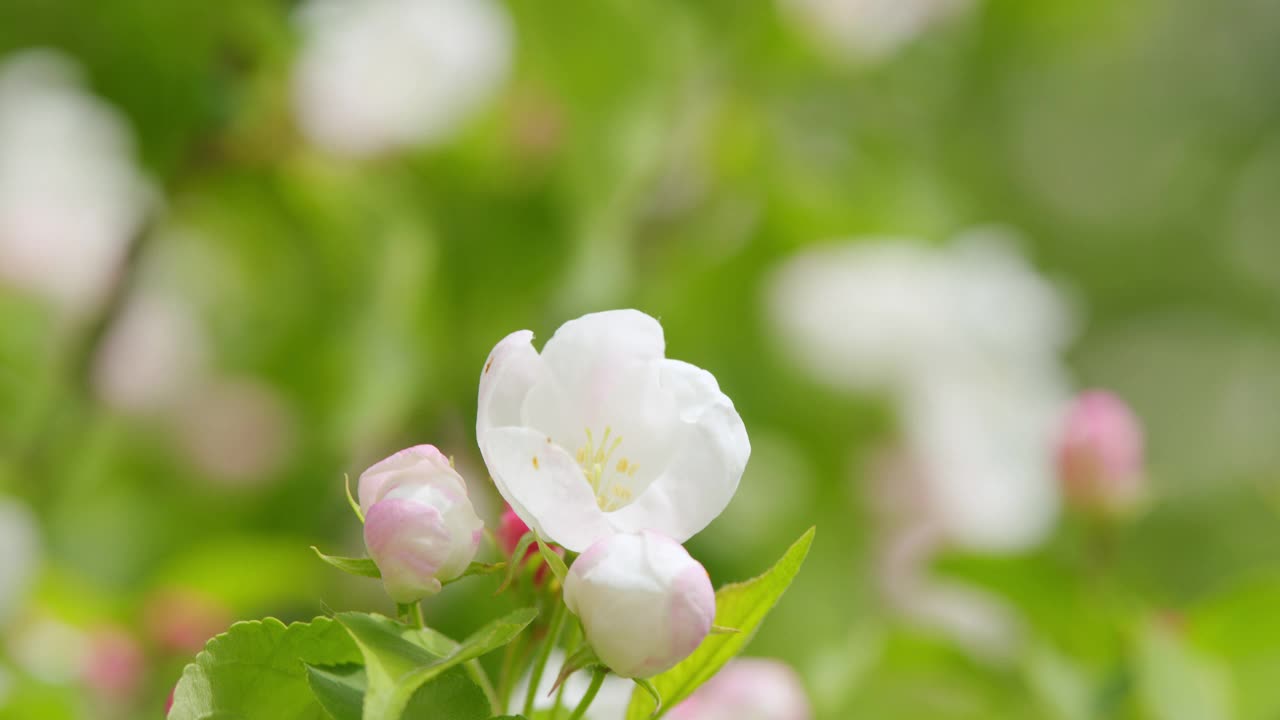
[175,377,295,486]
[93,291,207,414]
[781,0,974,61]
[667,658,812,720]
[865,447,1023,659]
[0,49,151,315]
[508,649,633,720]
[770,232,1074,551]
[0,499,39,625]
[293,0,513,157]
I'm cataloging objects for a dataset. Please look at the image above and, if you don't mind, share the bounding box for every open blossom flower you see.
[0,49,151,315]
[360,445,483,602]
[477,309,750,553]
[668,658,812,720]
[292,0,512,157]
[1058,390,1145,514]
[564,531,715,678]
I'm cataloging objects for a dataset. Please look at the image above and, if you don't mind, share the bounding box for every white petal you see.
[357,444,458,516]
[904,370,1065,551]
[480,425,612,552]
[608,360,750,542]
[477,329,541,433]
[539,310,665,408]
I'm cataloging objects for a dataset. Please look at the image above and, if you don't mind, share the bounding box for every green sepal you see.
[631,677,662,718]
[311,546,381,578]
[345,473,364,523]
[496,532,538,594]
[444,560,507,586]
[550,645,602,695]
[537,538,569,585]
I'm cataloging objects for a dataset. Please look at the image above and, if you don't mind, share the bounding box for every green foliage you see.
[626,527,815,720]
[1024,644,1093,720]
[336,608,536,720]
[168,616,362,720]
[305,664,366,720]
[1136,618,1233,720]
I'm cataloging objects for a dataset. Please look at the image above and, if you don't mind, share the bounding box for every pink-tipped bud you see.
[1058,390,1145,514]
[564,531,715,678]
[667,658,812,720]
[360,445,484,603]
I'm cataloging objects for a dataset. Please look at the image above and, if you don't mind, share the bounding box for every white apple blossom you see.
[477,309,750,553]
[359,445,483,601]
[769,232,1073,551]
[563,531,715,679]
[667,658,812,720]
[0,49,152,315]
[292,0,512,157]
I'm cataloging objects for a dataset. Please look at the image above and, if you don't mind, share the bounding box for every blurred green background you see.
[1,0,1279,718]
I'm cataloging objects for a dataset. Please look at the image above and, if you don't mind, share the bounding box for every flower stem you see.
[523,600,567,717]
[497,626,526,710]
[567,669,606,720]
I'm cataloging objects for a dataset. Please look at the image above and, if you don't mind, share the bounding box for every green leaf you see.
[305,664,365,720]
[402,666,491,720]
[336,608,536,720]
[537,539,568,585]
[311,546,381,578]
[168,616,362,720]
[1136,618,1233,720]
[625,527,815,720]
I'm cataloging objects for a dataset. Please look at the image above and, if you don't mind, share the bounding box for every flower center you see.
[575,426,639,512]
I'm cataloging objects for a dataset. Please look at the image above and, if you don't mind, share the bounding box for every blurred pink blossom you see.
[144,589,230,655]
[667,658,812,720]
[0,50,151,316]
[175,377,295,486]
[82,626,145,700]
[1058,390,1146,514]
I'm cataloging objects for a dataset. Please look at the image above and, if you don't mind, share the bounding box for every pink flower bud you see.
[563,531,715,678]
[1058,390,1145,513]
[360,446,483,602]
[668,658,812,720]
